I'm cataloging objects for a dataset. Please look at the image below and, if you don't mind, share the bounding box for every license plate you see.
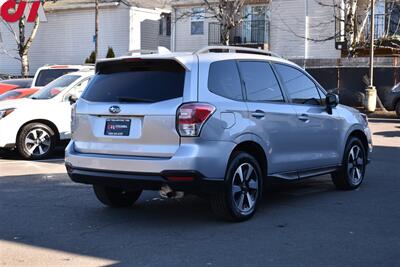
[105,119,131,136]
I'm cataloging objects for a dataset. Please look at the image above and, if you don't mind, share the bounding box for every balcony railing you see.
[209,20,269,46]
[364,13,400,40]
[335,13,400,49]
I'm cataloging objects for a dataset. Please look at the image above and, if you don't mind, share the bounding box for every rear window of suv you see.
[82,59,185,103]
[35,69,79,87]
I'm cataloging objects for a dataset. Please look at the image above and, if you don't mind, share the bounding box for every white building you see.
[170,0,400,60]
[0,0,171,76]
[170,0,341,59]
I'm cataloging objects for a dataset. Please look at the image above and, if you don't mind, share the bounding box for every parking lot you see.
[0,119,399,267]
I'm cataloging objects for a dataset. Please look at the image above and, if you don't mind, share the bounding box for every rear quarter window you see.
[208,60,243,100]
[82,59,185,103]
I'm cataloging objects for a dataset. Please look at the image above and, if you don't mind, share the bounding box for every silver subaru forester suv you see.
[66,46,372,221]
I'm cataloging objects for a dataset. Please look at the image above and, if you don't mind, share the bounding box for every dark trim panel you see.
[66,165,224,195]
[270,165,342,180]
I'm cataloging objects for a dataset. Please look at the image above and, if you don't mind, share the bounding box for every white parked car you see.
[31,64,94,89]
[0,70,94,159]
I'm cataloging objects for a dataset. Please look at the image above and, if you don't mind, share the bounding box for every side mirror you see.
[68,94,78,105]
[325,93,339,114]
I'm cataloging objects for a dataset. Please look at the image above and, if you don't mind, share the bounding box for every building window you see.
[385,0,400,36]
[159,18,164,35]
[191,7,205,35]
[166,15,171,36]
[367,0,400,38]
[159,13,171,36]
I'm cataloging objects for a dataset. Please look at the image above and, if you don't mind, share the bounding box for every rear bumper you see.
[66,165,224,195]
[65,140,235,179]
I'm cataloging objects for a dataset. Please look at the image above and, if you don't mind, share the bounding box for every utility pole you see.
[366,0,377,112]
[95,0,99,60]
[304,0,309,64]
[369,0,375,87]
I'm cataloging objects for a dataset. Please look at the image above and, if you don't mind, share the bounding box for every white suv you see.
[31,65,93,89]
[0,70,93,159]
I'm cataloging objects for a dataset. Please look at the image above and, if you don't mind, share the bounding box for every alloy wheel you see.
[24,128,51,156]
[347,145,365,185]
[231,163,259,214]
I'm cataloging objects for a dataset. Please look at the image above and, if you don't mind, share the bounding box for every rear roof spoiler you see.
[96,56,192,72]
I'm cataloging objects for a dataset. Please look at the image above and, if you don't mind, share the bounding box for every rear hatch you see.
[73,59,186,158]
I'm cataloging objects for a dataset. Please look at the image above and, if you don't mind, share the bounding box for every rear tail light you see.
[177,103,215,137]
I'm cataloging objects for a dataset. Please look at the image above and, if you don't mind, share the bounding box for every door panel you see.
[237,61,300,174]
[273,63,342,170]
[246,102,300,174]
[291,104,343,169]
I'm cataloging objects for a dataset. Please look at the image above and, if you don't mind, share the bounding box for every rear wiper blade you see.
[117,97,153,103]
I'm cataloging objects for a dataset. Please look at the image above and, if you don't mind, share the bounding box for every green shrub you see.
[84,51,96,64]
[106,47,115,58]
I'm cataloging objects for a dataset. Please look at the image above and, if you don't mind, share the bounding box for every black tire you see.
[210,152,263,222]
[332,137,367,190]
[93,185,142,207]
[17,123,56,160]
[395,101,400,119]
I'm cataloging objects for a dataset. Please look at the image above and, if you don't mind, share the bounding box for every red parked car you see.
[0,78,33,94]
[0,88,38,101]
[0,83,19,95]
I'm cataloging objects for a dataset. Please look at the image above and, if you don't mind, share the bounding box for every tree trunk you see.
[345,0,358,55]
[21,53,29,77]
[221,26,230,45]
[18,18,26,77]
[18,16,40,77]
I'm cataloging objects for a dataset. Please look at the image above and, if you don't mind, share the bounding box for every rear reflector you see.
[177,103,215,137]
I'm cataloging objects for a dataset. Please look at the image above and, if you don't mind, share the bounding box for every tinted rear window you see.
[208,60,243,100]
[35,69,79,86]
[82,59,185,103]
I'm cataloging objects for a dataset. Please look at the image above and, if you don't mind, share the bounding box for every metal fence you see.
[208,20,269,46]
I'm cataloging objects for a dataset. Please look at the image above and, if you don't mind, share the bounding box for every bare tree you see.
[0,0,49,77]
[285,0,400,56]
[177,0,253,45]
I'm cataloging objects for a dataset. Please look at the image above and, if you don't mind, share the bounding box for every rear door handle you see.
[298,114,310,122]
[251,110,265,118]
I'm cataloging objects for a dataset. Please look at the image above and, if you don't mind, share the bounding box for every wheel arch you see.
[17,119,60,143]
[347,129,369,154]
[229,141,268,179]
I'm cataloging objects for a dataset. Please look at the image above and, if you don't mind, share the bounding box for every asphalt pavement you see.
[0,119,399,267]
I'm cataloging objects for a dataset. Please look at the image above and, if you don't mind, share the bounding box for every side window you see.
[66,78,90,100]
[237,61,284,102]
[274,64,321,105]
[208,60,243,100]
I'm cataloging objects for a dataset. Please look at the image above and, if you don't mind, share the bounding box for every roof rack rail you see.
[194,45,281,58]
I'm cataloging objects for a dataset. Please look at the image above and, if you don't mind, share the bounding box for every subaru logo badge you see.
[109,106,121,114]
